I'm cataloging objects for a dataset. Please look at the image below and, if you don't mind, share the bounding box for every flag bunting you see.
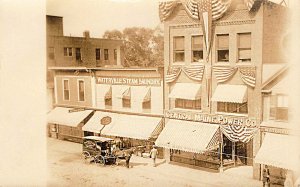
[239,66,256,88]
[212,65,237,83]
[182,64,205,81]
[166,66,182,83]
[220,124,258,143]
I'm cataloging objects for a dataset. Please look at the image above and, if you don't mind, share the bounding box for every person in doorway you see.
[150,145,158,167]
[262,165,270,187]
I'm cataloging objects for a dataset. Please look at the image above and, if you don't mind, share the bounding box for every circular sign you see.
[100,116,112,125]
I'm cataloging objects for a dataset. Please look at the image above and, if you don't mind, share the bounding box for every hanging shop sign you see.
[165,110,258,127]
[100,116,112,126]
[96,76,161,86]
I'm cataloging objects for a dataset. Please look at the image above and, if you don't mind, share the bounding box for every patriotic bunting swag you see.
[239,66,256,87]
[212,66,237,83]
[220,124,258,143]
[166,66,182,83]
[166,65,205,83]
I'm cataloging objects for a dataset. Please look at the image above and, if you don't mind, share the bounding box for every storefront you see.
[47,107,94,143]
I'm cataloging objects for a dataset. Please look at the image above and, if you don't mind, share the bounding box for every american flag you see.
[211,0,232,21]
[159,0,180,22]
[184,0,199,19]
[239,66,256,87]
[221,124,258,143]
[165,66,182,83]
[182,64,205,81]
[212,66,237,83]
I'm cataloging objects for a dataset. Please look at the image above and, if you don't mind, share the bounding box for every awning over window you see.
[131,86,151,103]
[211,84,247,103]
[169,83,201,100]
[47,107,93,127]
[114,85,130,99]
[255,133,300,171]
[101,114,163,140]
[155,119,219,153]
[82,111,116,133]
[97,84,112,99]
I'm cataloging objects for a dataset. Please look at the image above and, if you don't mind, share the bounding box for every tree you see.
[102,26,164,67]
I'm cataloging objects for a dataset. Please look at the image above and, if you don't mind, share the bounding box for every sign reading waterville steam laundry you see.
[97,76,161,86]
[165,110,258,127]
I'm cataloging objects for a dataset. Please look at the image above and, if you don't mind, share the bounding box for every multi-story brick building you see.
[155,0,289,179]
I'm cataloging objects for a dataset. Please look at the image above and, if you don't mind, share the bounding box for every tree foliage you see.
[103,27,164,67]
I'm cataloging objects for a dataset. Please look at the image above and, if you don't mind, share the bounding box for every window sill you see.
[173,108,202,112]
[191,61,204,65]
[215,112,248,117]
[172,62,185,65]
[236,61,252,65]
[215,62,230,65]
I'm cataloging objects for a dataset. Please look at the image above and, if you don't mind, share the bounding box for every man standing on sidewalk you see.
[150,145,158,167]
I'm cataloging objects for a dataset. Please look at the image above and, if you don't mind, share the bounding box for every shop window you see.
[96,48,101,60]
[78,80,85,101]
[192,35,203,62]
[75,48,81,61]
[48,47,55,60]
[63,79,70,101]
[270,95,288,121]
[64,47,72,57]
[122,98,131,108]
[237,33,251,62]
[217,102,248,114]
[175,99,201,110]
[104,49,109,60]
[105,98,112,107]
[114,49,117,61]
[143,100,151,109]
[174,36,185,62]
[216,34,229,62]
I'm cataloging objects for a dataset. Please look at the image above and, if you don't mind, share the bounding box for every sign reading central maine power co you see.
[97,76,161,86]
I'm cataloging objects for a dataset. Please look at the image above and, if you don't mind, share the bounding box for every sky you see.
[47,0,162,38]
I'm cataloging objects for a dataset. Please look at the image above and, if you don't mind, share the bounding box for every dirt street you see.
[47,138,261,187]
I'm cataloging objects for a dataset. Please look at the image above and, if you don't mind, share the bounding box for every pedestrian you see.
[262,165,270,187]
[125,149,133,168]
[150,145,158,167]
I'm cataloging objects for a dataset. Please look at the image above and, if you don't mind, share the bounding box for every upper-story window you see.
[237,33,251,63]
[78,80,85,101]
[114,49,117,61]
[104,49,109,60]
[75,48,81,61]
[175,99,201,110]
[192,35,203,62]
[96,48,101,60]
[63,79,70,101]
[216,34,229,62]
[217,102,248,114]
[174,36,185,62]
[48,47,55,60]
[64,47,72,57]
[270,94,288,121]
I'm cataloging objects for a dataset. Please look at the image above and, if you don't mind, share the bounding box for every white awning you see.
[255,133,300,171]
[155,119,219,153]
[131,86,151,102]
[97,84,112,99]
[47,107,93,127]
[169,83,201,100]
[211,84,247,103]
[101,114,163,140]
[114,85,130,99]
[82,111,116,133]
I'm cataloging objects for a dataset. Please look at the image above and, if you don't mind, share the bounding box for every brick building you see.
[154,0,289,178]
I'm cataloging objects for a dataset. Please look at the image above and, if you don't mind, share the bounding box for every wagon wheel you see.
[82,151,91,164]
[94,155,105,166]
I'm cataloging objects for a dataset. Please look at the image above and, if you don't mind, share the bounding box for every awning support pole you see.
[219,129,224,172]
[232,141,236,166]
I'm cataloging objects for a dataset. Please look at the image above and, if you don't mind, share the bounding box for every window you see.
[114,49,117,61]
[270,95,288,121]
[63,79,70,101]
[143,101,151,110]
[75,48,81,61]
[217,102,248,114]
[216,34,229,62]
[64,47,72,57]
[104,49,109,60]
[96,48,101,60]
[48,47,55,60]
[78,80,85,101]
[105,98,112,107]
[122,98,131,108]
[237,33,251,62]
[174,36,185,62]
[192,35,203,62]
[175,99,201,110]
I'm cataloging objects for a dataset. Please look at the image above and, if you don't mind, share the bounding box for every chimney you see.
[83,30,90,38]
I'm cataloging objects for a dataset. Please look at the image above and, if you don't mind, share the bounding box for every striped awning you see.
[82,111,116,133]
[155,119,219,153]
[211,84,247,103]
[47,107,93,127]
[101,114,163,140]
[169,83,201,100]
[255,133,300,171]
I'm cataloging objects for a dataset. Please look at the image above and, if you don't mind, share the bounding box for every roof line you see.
[262,64,289,89]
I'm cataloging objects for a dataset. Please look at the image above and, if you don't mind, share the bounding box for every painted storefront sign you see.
[97,76,161,86]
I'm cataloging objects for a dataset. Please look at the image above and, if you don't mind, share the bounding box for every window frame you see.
[62,79,70,101]
[216,34,229,62]
[104,49,109,61]
[237,33,251,63]
[77,79,85,102]
[64,47,72,57]
[122,98,131,108]
[269,94,288,121]
[48,47,55,60]
[173,36,185,63]
[75,48,81,61]
[217,102,248,114]
[175,99,201,110]
[114,49,117,61]
[96,48,101,60]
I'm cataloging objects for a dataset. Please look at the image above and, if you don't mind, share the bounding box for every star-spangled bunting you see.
[212,66,237,83]
[165,66,182,83]
[182,64,205,81]
[239,66,256,87]
[220,124,258,143]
